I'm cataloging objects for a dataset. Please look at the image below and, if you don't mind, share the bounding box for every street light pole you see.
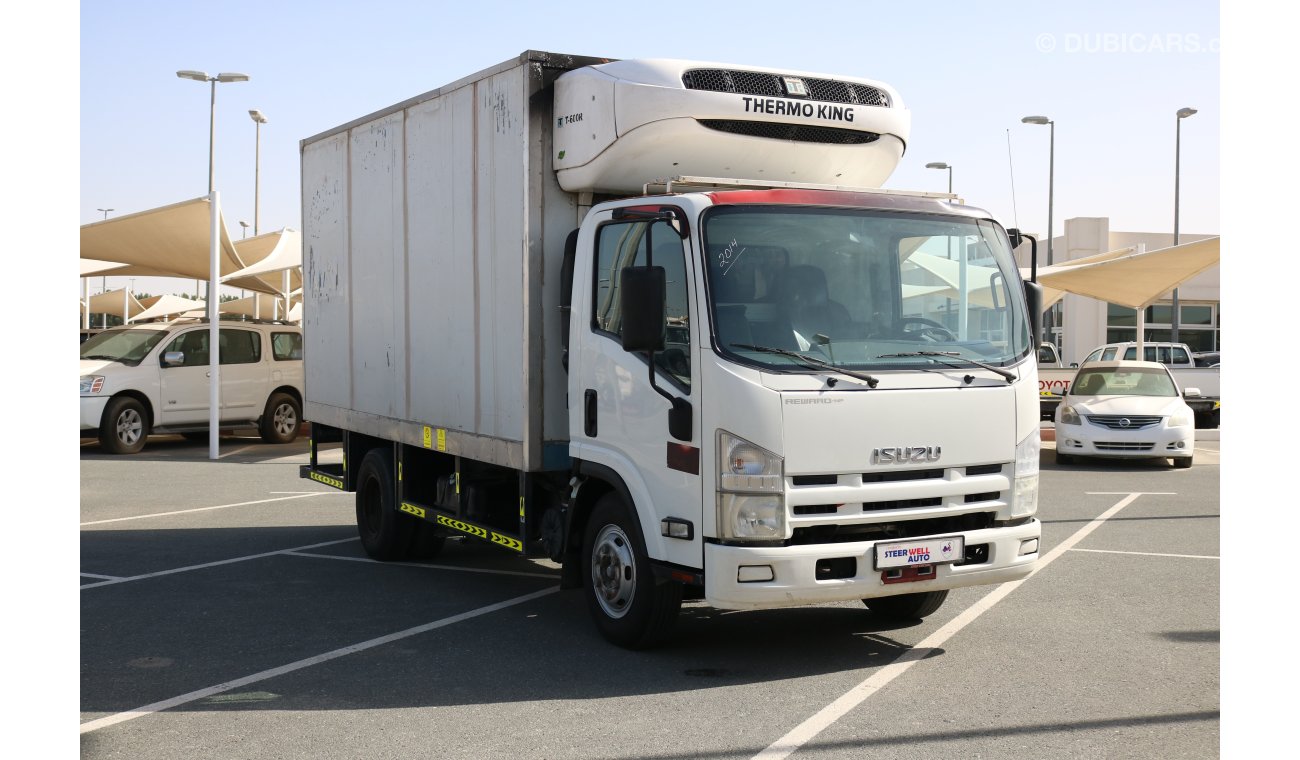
[1172,107,1197,344]
[925,162,952,195]
[176,70,250,194]
[239,220,250,239]
[1022,116,1055,343]
[249,110,267,235]
[97,208,113,220]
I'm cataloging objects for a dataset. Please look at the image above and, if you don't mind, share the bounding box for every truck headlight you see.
[81,375,105,395]
[1058,405,1080,425]
[717,431,786,540]
[1011,430,1039,519]
[717,494,785,539]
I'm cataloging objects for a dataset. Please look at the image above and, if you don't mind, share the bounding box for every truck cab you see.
[565,183,1041,633]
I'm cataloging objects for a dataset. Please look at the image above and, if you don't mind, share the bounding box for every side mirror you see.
[1070,362,1079,368]
[1006,228,1024,249]
[619,266,666,353]
[1023,281,1043,347]
[162,351,185,367]
[1183,387,1202,398]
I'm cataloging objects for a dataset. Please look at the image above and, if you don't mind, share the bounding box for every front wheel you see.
[99,396,148,455]
[1172,455,1193,469]
[582,493,682,649]
[259,392,301,444]
[863,590,949,621]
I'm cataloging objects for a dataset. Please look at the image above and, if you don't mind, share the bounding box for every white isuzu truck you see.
[299,51,1043,648]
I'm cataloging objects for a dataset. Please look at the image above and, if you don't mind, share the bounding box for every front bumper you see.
[1056,422,1194,459]
[81,396,109,431]
[703,520,1040,610]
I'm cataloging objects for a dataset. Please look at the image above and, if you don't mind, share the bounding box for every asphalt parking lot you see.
[79,431,1222,759]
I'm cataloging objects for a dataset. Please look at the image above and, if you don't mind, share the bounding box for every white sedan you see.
[1054,360,1196,468]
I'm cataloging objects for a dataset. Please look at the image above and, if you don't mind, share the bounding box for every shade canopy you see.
[223,228,303,296]
[218,293,288,320]
[80,198,301,298]
[1035,237,1220,309]
[81,288,145,320]
[131,294,206,322]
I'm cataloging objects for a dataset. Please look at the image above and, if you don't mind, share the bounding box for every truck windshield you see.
[80,328,170,367]
[702,206,1031,373]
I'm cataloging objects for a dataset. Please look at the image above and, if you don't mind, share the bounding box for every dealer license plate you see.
[875,536,965,570]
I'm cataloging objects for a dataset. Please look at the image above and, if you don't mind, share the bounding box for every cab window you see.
[272,332,303,361]
[162,331,210,367]
[593,218,691,390]
[219,329,262,365]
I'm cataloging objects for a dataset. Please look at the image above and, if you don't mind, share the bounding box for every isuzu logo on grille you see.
[872,446,942,464]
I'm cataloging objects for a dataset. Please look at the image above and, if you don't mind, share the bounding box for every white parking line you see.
[78,586,560,734]
[1071,548,1219,560]
[753,492,1149,760]
[81,573,123,581]
[79,538,359,590]
[80,493,333,527]
[286,551,559,579]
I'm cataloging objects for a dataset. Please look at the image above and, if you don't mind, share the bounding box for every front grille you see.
[682,69,889,106]
[1095,442,1156,451]
[697,120,880,145]
[792,474,838,486]
[863,469,943,484]
[964,491,1001,504]
[863,496,943,512]
[965,463,1004,476]
[793,504,839,516]
[1087,415,1162,430]
[790,512,994,545]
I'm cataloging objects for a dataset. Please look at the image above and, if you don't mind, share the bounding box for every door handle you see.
[584,389,597,437]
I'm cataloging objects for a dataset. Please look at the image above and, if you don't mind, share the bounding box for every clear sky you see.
[77,0,1219,297]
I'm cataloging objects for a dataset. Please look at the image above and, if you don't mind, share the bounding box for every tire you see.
[259,392,301,444]
[863,590,949,621]
[582,492,682,649]
[99,396,148,455]
[1173,455,1193,469]
[355,449,414,561]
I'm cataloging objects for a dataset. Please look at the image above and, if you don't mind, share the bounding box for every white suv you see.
[80,319,305,454]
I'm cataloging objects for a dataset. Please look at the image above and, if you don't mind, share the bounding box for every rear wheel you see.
[99,397,148,455]
[863,590,949,621]
[582,493,682,649]
[259,392,301,444]
[355,449,414,560]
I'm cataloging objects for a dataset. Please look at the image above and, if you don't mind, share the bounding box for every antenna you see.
[1006,128,1021,232]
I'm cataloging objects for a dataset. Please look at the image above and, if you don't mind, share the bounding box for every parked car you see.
[1053,360,1196,468]
[80,319,304,454]
[1081,341,1195,367]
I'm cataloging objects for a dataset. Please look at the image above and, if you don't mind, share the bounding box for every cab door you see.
[571,213,703,570]
[215,327,265,421]
[158,329,212,426]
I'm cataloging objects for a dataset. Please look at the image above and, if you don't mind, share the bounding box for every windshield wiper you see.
[81,354,119,361]
[733,343,879,388]
[877,351,1015,383]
